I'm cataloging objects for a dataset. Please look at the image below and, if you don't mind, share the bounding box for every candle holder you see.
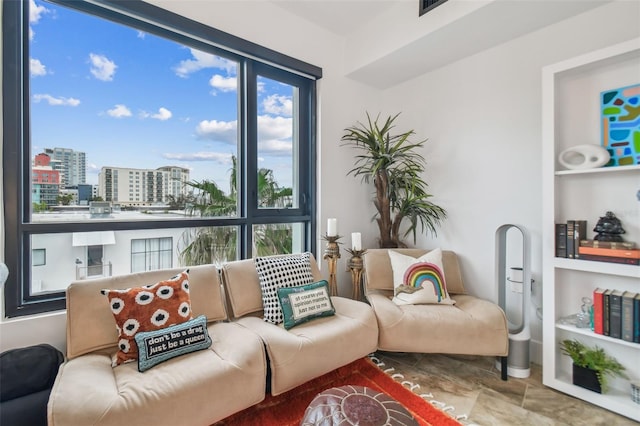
[346,249,367,301]
[322,234,342,296]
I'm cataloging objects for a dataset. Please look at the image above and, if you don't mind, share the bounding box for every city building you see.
[32,152,61,208]
[98,165,190,207]
[44,147,86,187]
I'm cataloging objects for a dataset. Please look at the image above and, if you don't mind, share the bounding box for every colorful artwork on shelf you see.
[601,83,640,166]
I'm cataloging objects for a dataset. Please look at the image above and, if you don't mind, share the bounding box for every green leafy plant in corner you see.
[341,112,446,248]
[560,339,627,393]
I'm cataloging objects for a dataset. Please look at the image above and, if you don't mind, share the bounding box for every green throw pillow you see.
[277,280,335,330]
[135,315,211,372]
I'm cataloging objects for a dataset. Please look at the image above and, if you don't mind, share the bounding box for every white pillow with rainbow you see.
[389,249,455,306]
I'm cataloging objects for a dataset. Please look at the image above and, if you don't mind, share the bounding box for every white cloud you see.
[263,95,292,117]
[30,0,48,24]
[195,115,292,154]
[107,104,132,118]
[141,107,173,121]
[174,49,236,78]
[137,31,146,39]
[209,75,237,93]
[195,119,237,143]
[258,115,292,144]
[29,0,50,40]
[162,152,233,164]
[30,58,47,77]
[33,94,80,106]
[89,53,117,81]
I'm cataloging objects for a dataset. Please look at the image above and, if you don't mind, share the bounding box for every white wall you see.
[376,1,640,363]
[2,0,639,364]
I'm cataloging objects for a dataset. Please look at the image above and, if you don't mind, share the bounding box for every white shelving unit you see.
[542,38,640,421]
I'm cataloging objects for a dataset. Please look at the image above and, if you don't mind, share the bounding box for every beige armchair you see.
[363,249,508,380]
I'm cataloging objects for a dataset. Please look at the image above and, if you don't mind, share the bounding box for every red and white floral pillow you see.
[101,271,192,366]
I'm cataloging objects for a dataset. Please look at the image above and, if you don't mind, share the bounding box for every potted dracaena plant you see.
[560,339,627,393]
[341,112,446,248]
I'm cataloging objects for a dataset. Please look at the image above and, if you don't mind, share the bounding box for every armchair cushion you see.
[388,249,454,305]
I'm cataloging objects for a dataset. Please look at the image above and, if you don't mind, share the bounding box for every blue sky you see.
[29,0,295,191]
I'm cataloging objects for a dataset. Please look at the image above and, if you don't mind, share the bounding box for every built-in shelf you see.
[555,164,640,176]
[555,323,640,349]
[542,37,640,422]
[551,373,639,421]
[553,257,640,277]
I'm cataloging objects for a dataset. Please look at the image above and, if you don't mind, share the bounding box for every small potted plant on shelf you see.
[560,339,627,393]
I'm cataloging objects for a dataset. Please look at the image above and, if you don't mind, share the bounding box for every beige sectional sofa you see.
[48,255,378,425]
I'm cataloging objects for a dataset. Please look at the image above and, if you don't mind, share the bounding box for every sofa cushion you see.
[233,297,378,396]
[135,315,212,372]
[255,252,314,324]
[277,280,335,330]
[101,270,193,366]
[389,249,454,305]
[48,322,268,426]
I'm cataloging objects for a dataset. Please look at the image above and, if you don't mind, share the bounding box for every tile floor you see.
[373,351,638,426]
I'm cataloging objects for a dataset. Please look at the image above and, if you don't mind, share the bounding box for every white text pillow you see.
[389,249,454,306]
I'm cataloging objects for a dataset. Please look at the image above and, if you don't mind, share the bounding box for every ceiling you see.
[270,0,610,88]
[270,0,400,36]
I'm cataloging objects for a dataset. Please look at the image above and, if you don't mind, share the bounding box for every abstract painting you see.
[601,83,640,166]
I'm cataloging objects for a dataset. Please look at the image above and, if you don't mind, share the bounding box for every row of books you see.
[593,288,640,343]
[555,220,587,259]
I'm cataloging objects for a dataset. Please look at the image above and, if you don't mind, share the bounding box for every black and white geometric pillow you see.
[255,252,314,324]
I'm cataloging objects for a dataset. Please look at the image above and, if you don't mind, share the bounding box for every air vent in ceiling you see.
[419,0,448,16]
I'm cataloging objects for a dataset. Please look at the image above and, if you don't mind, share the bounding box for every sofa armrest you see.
[48,352,121,426]
[365,291,404,329]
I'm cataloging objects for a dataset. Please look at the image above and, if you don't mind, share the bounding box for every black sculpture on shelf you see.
[593,211,625,242]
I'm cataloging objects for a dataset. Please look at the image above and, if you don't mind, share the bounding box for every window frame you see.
[2,0,320,317]
[131,237,173,273]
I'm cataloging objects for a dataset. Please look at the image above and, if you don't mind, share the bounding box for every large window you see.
[2,0,320,317]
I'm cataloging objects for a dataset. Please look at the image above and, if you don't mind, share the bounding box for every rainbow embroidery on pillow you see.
[402,262,448,302]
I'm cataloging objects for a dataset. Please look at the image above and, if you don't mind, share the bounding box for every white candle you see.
[351,232,362,251]
[327,218,337,236]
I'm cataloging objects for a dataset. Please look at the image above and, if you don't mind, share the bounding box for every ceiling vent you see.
[419,0,448,16]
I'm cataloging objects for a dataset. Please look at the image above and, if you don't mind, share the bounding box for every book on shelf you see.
[634,294,640,344]
[580,239,636,250]
[572,220,587,259]
[609,290,624,339]
[593,288,605,335]
[555,223,567,258]
[578,246,640,259]
[603,289,613,336]
[577,254,640,266]
[621,291,637,342]
[566,221,575,259]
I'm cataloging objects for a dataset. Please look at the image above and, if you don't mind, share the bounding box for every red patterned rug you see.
[213,356,461,426]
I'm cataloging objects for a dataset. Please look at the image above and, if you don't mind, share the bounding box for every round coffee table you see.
[301,385,418,426]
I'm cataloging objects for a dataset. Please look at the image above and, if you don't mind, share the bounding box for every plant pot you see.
[572,364,601,393]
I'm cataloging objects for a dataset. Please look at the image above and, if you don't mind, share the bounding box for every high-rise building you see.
[32,152,61,207]
[45,147,86,186]
[98,166,189,206]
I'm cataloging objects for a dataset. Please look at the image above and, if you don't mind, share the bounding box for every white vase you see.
[558,144,610,170]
